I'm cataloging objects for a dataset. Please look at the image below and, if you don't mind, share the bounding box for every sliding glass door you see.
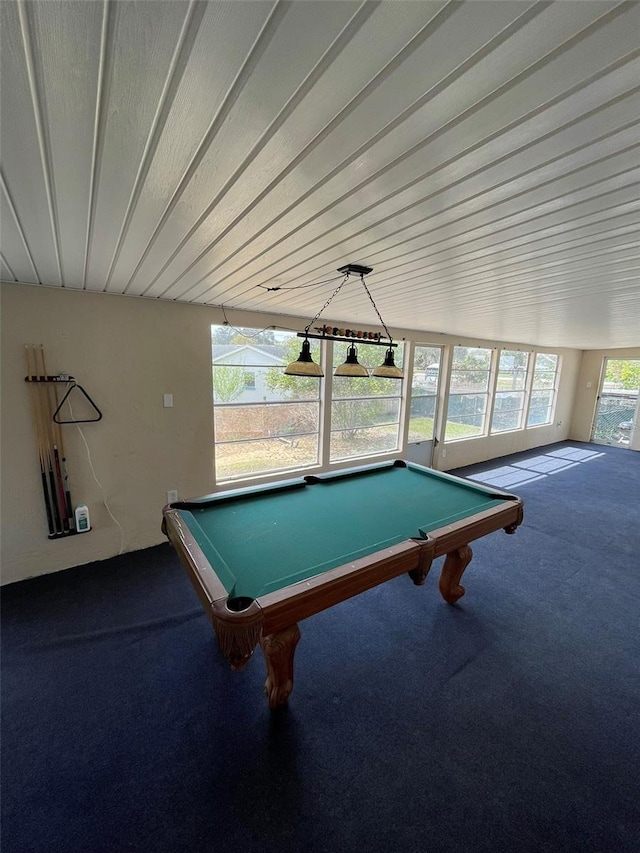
[591,358,639,449]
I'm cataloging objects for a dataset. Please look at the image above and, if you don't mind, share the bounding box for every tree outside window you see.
[445,347,492,440]
[408,346,442,443]
[492,350,530,433]
[212,326,320,481]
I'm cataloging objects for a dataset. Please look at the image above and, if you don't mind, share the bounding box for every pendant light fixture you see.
[283,264,403,380]
[334,343,369,377]
[283,338,323,376]
[372,347,404,378]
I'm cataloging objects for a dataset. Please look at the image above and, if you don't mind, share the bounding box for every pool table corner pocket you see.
[211,597,264,671]
[407,537,436,585]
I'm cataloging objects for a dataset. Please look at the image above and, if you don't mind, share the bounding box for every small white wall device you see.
[75,505,90,532]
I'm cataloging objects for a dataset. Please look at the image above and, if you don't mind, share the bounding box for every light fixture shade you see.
[284,339,324,377]
[334,344,369,377]
[372,347,404,379]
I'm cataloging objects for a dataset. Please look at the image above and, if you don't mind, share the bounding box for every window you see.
[527,353,560,426]
[491,350,529,433]
[330,343,405,463]
[408,346,442,443]
[212,326,320,481]
[445,347,492,440]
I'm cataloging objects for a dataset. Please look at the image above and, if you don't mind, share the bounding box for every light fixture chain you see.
[304,274,349,333]
[359,274,393,343]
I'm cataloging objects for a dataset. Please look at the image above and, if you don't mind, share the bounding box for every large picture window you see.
[445,347,492,441]
[408,346,441,443]
[212,326,320,481]
[491,350,529,433]
[527,353,560,427]
[330,344,404,462]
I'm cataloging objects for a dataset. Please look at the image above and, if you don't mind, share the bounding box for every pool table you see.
[162,460,523,708]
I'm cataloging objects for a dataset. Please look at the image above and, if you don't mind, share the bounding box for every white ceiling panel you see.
[1,0,638,349]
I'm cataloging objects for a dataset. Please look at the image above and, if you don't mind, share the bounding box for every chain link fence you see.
[592,393,636,444]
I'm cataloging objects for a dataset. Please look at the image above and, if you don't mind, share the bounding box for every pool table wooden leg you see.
[439,545,473,604]
[260,624,301,709]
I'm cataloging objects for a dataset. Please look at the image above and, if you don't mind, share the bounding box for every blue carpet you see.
[2,442,639,852]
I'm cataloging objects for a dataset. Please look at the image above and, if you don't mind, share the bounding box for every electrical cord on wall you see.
[68,398,125,555]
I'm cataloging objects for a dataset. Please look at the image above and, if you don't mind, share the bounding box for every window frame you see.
[211,328,322,483]
[525,352,561,428]
[326,339,406,465]
[444,345,495,443]
[490,349,531,434]
[406,343,443,446]
[211,327,408,485]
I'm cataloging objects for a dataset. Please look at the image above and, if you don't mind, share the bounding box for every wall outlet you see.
[167,490,178,504]
[556,421,562,427]
[441,449,446,458]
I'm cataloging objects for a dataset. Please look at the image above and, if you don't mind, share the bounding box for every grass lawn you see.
[217,418,483,481]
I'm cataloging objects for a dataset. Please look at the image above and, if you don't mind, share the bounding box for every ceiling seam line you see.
[16,0,64,286]
[0,251,17,281]
[0,169,41,283]
[103,0,207,293]
[82,0,112,290]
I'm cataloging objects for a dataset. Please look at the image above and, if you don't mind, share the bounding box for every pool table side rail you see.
[405,460,522,502]
[162,509,229,614]
[423,498,524,558]
[174,476,307,507]
[163,507,267,668]
[256,539,436,636]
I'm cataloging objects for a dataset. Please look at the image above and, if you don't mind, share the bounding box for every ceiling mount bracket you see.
[336,264,373,276]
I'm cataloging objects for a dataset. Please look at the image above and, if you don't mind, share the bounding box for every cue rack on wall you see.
[24,344,102,539]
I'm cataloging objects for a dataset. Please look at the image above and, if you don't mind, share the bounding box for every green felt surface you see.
[179,464,511,600]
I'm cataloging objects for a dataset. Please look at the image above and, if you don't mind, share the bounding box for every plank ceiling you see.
[1,0,639,349]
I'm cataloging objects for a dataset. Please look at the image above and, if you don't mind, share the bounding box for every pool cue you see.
[36,349,64,535]
[29,345,63,534]
[26,344,59,534]
[36,345,68,533]
[27,344,59,535]
[40,346,74,530]
[25,345,55,536]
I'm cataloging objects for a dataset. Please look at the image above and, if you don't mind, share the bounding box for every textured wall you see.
[1,285,215,583]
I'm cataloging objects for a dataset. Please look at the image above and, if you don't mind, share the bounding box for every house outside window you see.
[212,326,320,481]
